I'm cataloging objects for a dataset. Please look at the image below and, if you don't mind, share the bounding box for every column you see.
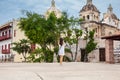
[105,39,114,63]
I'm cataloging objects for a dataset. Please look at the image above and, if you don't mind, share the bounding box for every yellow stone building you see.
[79,0,120,62]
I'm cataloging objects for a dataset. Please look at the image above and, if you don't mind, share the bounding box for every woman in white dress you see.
[58,38,65,65]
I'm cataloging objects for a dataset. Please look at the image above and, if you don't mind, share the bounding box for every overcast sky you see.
[0,0,120,25]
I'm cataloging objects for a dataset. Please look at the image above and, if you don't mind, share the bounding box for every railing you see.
[0,34,12,41]
[0,54,14,62]
[2,49,10,54]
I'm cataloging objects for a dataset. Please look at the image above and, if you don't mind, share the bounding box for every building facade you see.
[0,0,61,62]
[79,0,120,62]
[0,0,120,63]
[0,20,28,62]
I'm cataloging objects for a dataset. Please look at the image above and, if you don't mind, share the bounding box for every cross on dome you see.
[87,0,92,4]
[51,0,55,7]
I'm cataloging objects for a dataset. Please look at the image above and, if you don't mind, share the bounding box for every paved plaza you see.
[0,62,120,80]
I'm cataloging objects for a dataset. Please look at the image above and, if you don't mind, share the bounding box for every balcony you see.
[2,49,10,54]
[0,34,12,41]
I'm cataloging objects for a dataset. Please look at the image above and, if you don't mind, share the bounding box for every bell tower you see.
[79,0,100,22]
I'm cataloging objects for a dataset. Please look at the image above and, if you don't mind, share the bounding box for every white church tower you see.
[102,4,120,28]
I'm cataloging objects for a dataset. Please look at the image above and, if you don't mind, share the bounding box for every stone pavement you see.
[0,62,120,80]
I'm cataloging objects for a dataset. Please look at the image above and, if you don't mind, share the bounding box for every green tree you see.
[84,30,97,62]
[27,48,44,62]
[19,11,72,62]
[65,29,82,61]
[12,39,31,62]
[64,17,83,61]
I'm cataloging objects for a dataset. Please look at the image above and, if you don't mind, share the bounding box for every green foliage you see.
[85,30,97,54]
[67,29,72,37]
[27,48,54,63]
[63,16,83,61]
[54,47,59,55]
[19,12,46,44]
[11,42,22,54]
[11,39,31,62]
[27,53,35,62]
[85,40,97,54]
[83,30,97,62]
[19,11,73,62]
[27,48,44,62]
[44,50,54,62]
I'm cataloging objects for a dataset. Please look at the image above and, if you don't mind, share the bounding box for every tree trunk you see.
[22,53,26,62]
[74,38,78,61]
[84,53,88,62]
[70,45,74,61]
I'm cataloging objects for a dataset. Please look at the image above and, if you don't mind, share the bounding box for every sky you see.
[0,0,120,25]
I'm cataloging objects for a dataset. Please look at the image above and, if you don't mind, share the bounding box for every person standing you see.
[58,38,65,65]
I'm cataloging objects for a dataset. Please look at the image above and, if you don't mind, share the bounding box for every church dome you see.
[46,6,61,15]
[107,4,118,20]
[45,0,62,18]
[110,13,118,20]
[80,4,100,13]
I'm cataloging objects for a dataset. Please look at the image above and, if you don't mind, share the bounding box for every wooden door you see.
[99,48,105,61]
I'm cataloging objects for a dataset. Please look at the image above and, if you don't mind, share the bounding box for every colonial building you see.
[79,0,120,62]
[0,0,61,62]
[0,20,28,62]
